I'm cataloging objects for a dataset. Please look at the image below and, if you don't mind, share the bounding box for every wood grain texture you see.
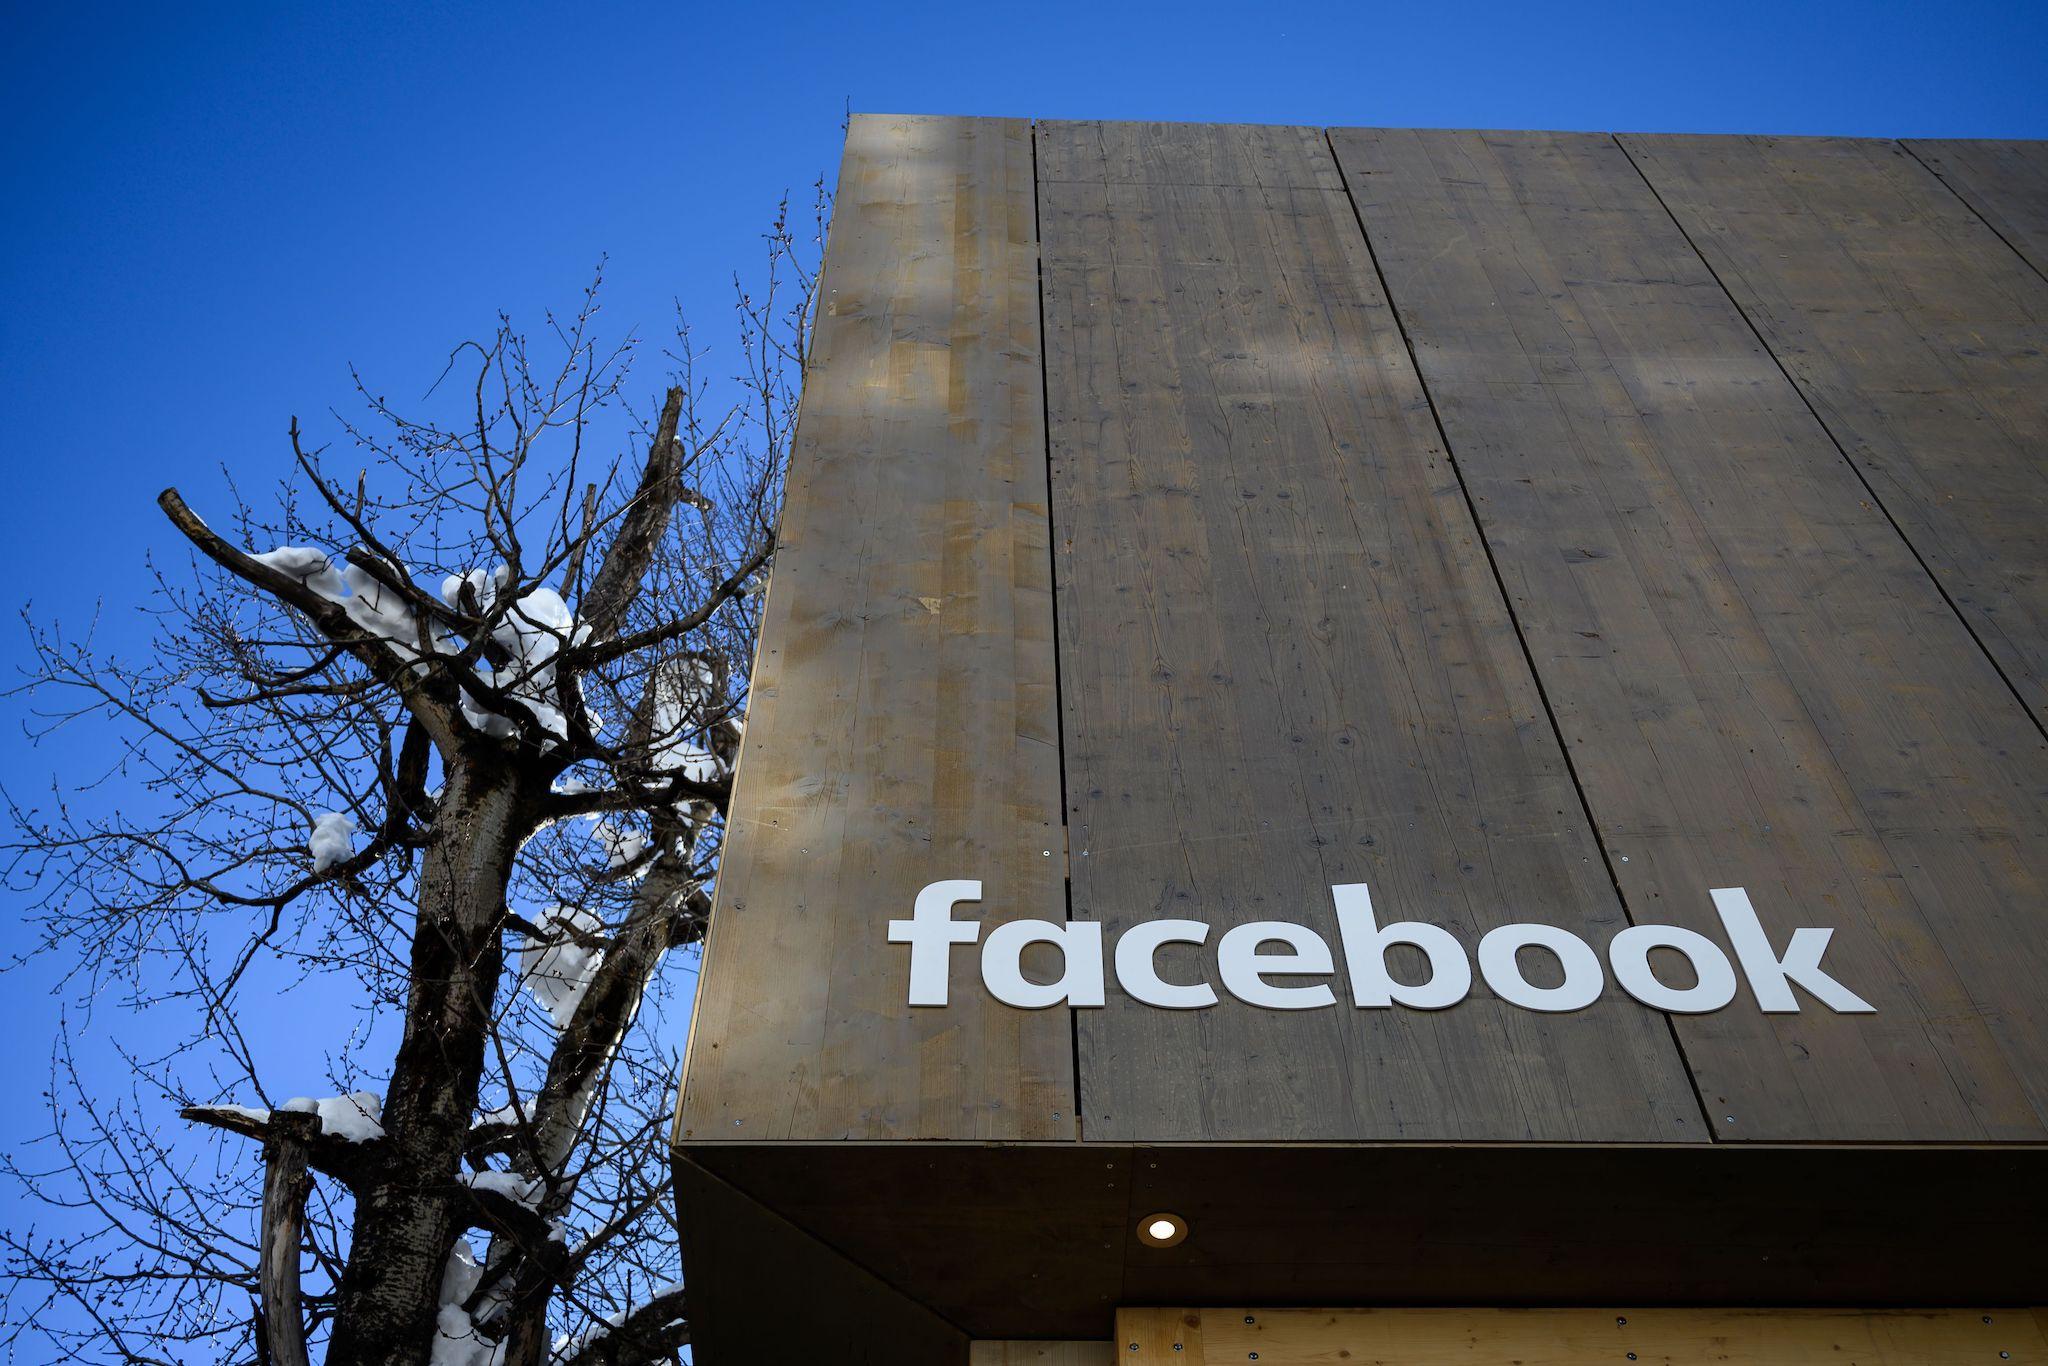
[1039,120,1700,1143]
[1906,139,2048,280]
[675,113,1072,1142]
[1122,1307,2048,1365]
[1038,119,1343,190]
[1331,127,2048,1140]
[1624,133,2048,726]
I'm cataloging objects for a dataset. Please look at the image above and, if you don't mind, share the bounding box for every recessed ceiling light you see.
[1137,1211,1188,1248]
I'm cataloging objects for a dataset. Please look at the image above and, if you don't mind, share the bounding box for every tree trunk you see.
[491,863,703,1366]
[258,1110,320,1366]
[326,762,534,1366]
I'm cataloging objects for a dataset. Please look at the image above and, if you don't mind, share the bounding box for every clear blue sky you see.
[3,0,2044,1238]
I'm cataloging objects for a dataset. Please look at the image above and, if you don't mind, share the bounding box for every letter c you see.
[1113,919,1217,1009]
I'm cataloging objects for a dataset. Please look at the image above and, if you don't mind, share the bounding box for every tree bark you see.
[258,1110,320,1366]
[325,762,535,1366]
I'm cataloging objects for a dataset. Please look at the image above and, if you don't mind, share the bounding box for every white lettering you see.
[887,878,982,1006]
[1476,923,1604,1012]
[1712,887,1874,1013]
[1331,883,1471,1010]
[894,881,1877,1019]
[1609,923,1738,1013]
[1113,919,1217,1009]
[982,919,1106,1009]
[1217,921,1337,1010]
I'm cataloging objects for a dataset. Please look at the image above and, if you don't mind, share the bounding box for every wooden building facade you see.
[670,117,2048,1363]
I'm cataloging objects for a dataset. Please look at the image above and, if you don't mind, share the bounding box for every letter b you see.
[1331,883,1472,1010]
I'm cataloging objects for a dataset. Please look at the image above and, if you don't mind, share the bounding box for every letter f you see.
[889,880,984,1006]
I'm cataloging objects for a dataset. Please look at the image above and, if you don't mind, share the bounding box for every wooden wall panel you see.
[1330,128,2048,1141]
[1039,120,1700,1143]
[1907,139,2048,280]
[970,1343,1113,1366]
[673,1155,967,1366]
[1119,1307,2048,1366]
[1624,133,2048,726]
[676,114,1072,1142]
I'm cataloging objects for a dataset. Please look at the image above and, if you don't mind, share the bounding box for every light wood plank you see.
[1625,132,2048,727]
[1040,120,1701,1143]
[1128,1307,2048,1365]
[1906,139,2048,280]
[676,113,1072,1141]
[1331,127,2048,1140]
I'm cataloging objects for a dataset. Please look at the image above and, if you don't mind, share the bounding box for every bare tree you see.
[1,186,825,1365]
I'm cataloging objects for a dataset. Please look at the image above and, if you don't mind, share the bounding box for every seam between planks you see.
[1614,133,2048,751]
[1900,139,2048,291]
[1321,127,1719,1141]
[1031,118,1087,1145]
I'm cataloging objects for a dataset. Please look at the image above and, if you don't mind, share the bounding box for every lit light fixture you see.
[1137,1211,1189,1248]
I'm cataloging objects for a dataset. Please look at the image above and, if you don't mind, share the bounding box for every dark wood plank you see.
[1039,120,1701,1143]
[1906,139,2048,281]
[673,1153,967,1365]
[682,1141,2048,1337]
[1330,127,2048,1141]
[1625,133,2048,727]
[969,1343,1114,1366]
[1037,119,1343,190]
[676,114,1072,1142]
[690,1143,1131,1340]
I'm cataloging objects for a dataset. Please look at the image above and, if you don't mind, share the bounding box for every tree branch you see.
[554,1285,688,1366]
[257,1111,317,1366]
[577,389,685,642]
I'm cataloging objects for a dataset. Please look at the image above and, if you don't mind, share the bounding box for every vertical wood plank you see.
[1906,139,2048,280]
[677,114,1072,1141]
[1040,121,1701,1143]
[1330,127,2048,1140]
[1624,133,2048,726]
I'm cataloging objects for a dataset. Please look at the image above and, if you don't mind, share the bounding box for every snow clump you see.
[308,811,356,872]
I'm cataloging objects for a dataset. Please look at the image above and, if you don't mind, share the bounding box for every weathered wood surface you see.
[1039,120,1700,1143]
[1907,139,2048,280]
[1120,1307,2048,1365]
[676,113,1072,1141]
[1330,127,2048,1140]
[1625,133,2048,726]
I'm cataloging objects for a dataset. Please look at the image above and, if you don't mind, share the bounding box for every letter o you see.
[1609,923,1738,1013]
[1477,923,1604,1012]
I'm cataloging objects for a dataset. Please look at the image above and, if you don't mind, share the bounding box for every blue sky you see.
[3,0,2045,1251]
